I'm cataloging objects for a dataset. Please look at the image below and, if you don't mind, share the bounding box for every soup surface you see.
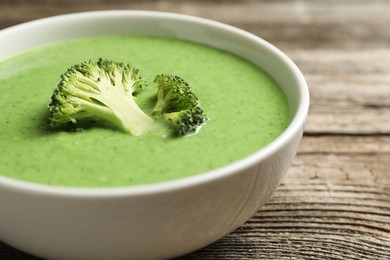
[0,36,290,187]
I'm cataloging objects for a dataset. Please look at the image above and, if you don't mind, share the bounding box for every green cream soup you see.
[0,36,290,187]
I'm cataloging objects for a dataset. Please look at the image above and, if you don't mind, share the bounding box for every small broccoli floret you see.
[152,74,208,136]
[162,106,208,136]
[48,58,153,136]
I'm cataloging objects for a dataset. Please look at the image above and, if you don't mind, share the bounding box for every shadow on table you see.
[0,242,40,260]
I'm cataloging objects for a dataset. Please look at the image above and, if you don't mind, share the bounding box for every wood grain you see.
[0,0,389,259]
[290,49,390,134]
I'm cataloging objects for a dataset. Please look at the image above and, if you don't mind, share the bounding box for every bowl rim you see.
[0,10,309,197]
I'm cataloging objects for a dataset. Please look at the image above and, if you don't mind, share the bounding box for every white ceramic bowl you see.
[0,11,309,260]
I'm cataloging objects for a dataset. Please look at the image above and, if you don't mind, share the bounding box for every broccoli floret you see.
[152,74,208,136]
[48,58,153,136]
[162,106,208,136]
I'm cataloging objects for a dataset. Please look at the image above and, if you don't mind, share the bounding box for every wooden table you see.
[1,0,389,259]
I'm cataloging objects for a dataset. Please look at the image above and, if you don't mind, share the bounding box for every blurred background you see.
[0,0,389,259]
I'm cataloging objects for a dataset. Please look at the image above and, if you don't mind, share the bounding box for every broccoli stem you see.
[85,77,153,136]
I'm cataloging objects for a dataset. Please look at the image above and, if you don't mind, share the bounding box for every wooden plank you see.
[299,136,390,154]
[290,136,390,183]
[286,49,390,134]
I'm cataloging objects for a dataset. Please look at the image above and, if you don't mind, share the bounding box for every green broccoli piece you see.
[152,74,208,136]
[48,58,153,136]
[162,106,208,136]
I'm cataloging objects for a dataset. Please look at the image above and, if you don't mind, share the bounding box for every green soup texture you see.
[0,36,290,187]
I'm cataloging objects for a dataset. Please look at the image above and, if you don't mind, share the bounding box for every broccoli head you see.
[162,106,208,136]
[152,74,208,136]
[48,58,153,136]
